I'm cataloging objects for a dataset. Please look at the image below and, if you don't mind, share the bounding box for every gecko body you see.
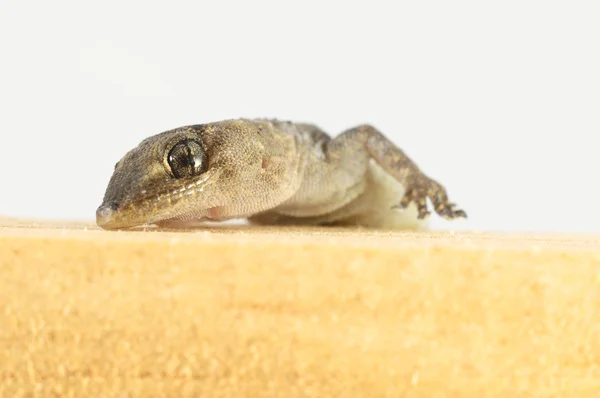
[96,119,466,230]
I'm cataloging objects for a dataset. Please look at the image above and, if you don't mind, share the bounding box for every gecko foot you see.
[392,174,467,220]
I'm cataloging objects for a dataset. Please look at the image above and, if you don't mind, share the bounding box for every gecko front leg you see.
[329,125,467,220]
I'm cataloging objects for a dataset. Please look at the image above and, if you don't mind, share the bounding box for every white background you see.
[1,0,598,233]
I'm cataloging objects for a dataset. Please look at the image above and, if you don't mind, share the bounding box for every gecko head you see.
[96,124,238,230]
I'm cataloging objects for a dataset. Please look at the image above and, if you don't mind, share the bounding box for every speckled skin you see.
[96,119,466,230]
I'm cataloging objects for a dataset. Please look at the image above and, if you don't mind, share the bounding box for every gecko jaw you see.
[96,169,222,230]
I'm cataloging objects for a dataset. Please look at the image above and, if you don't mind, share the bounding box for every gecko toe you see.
[417,210,431,219]
[415,197,431,219]
[392,193,413,210]
[431,197,468,220]
[454,209,467,218]
[439,205,467,219]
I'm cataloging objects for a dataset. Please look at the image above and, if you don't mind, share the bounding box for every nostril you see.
[107,200,120,211]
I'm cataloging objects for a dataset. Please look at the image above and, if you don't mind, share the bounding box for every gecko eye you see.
[167,139,208,178]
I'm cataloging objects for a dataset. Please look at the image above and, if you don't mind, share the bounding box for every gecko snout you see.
[96,200,119,229]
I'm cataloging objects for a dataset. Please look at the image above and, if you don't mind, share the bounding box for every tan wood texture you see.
[1,218,600,397]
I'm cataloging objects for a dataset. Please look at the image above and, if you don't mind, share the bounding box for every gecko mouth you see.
[96,169,223,230]
[96,199,152,230]
[96,198,166,230]
[96,203,156,230]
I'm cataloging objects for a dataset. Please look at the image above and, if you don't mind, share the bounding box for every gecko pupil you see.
[167,139,208,178]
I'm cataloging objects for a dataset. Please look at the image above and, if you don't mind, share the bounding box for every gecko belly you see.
[250,160,432,230]
[333,160,430,230]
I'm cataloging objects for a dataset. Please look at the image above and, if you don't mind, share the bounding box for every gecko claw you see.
[437,204,468,219]
[456,209,467,218]
[417,208,431,220]
[393,174,467,221]
[435,202,467,219]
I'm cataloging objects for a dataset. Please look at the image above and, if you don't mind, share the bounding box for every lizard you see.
[96,119,467,230]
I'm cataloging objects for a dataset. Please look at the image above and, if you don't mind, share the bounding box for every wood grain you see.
[1,218,600,397]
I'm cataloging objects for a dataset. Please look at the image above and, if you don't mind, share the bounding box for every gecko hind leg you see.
[326,124,467,220]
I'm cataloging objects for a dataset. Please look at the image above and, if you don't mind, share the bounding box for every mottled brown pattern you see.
[96,119,466,230]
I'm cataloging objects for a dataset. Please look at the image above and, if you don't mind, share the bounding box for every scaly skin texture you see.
[96,119,466,230]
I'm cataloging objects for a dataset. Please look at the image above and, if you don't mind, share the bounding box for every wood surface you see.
[1,217,600,397]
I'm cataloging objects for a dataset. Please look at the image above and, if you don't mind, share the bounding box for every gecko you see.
[96,119,467,230]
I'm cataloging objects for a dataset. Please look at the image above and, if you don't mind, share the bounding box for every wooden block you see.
[1,218,600,397]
